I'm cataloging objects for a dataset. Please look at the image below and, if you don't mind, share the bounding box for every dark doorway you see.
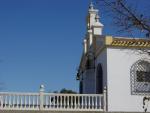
[79,81,83,94]
[96,64,103,94]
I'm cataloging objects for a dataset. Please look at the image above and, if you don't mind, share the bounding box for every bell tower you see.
[84,2,104,53]
[86,2,103,35]
[77,2,104,94]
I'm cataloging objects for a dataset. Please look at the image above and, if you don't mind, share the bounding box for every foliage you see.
[53,88,77,94]
[60,88,77,94]
[95,0,150,37]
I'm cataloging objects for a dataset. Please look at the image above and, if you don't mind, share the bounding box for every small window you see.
[131,60,150,95]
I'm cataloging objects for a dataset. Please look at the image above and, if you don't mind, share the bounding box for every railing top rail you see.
[0,92,39,96]
[44,93,103,96]
[0,92,103,96]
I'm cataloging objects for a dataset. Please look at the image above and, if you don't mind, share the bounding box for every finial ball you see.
[40,84,45,92]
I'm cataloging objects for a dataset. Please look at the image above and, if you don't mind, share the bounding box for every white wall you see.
[107,48,150,112]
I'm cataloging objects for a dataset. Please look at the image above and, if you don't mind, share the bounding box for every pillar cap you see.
[40,84,45,92]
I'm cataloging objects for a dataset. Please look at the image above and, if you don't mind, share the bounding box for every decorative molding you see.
[110,38,150,48]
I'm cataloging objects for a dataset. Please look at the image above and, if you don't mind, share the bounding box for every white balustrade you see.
[0,92,40,110]
[0,92,104,111]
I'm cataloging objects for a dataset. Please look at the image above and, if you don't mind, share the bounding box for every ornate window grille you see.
[131,59,150,95]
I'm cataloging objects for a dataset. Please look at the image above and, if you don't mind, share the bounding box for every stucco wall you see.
[107,48,150,112]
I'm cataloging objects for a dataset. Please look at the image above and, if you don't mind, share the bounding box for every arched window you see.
[131,59,150,95]
[96,64,103,94]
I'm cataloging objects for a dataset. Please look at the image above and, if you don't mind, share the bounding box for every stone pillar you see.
[103,87,107,111]
[39,85,45,110]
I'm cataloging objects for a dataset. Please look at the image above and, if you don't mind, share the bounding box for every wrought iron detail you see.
[131,59,150,95]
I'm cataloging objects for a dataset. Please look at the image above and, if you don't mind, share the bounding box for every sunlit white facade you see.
[77,3,150,112]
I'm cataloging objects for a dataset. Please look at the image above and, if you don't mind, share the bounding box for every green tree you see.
[60,88,77,94]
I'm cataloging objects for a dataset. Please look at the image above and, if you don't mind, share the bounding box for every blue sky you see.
[0,0,90,92]
[0,0,149,93]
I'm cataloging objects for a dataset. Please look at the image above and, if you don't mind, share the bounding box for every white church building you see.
[1,2,150,113]
[77,2,150,112]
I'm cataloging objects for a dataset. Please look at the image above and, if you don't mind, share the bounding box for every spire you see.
[89,2,94,10]
[86,1,104,35]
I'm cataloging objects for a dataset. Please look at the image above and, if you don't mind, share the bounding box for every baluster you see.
[91,96,93,109]
[58,96,59,108]
[78,96,80,109]
[66,96,68,109]
[0,95,3,108]
[15,95,16,108]
[63,96,66,109]
[53,95,55,108]
[92,96,94,109]
[22,95,24,108]
[74,96,76,109]
[47,95,50,108]
[60,95,62,109]
[58,96,60,108]
[49,95,51,108]
[88,96,90,109]
[58,96,60,109]
[86,95,90,109]
[26,95,28,108]
[36,95,38,108]
[11,95,13,108]
[12,95,15,108]
[55,95,57,108]
[20,96,23,109]
[45,96,47,108]
[16,95,19,108]
[84,96,85,109]
[95,96,97,109]
[66,95,69,109]
[67,96,69,109]
[2,95,4,108]
[51,95,53,108]
[56,95,58,109]
[56,96,59,109]
[31,95,32,108]
[99,95,101,109]
[78,96,81,109]
[24,95,26,108]
[81,96,84,109]
[35,95,37,108]
[9,95,11,108]
[4,95,7,108]
[85,96,88,109]
[23,95,25,108]
[70,96,73,109]
[28,96,30,108]
[32,96,34,108]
